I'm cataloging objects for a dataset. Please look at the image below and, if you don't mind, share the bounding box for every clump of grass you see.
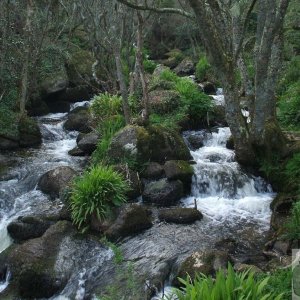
[70,165,129,230]
[195,55,212,81]
[168,264,283,300]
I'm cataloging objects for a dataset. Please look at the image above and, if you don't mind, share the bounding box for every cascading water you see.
[183,127,274,227]
[0,102,88,254]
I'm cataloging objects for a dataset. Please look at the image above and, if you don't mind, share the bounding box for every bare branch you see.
[116,0,194,18]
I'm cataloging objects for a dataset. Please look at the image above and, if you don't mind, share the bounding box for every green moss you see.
[0,105,19,140]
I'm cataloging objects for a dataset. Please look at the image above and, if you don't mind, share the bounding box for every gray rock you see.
[77,132,99,155]
[158,207,203,224]
[142,162,165,180]
[64,107,91,133]
[142,178,183,206]
[199,81,217,95]
[148,89,180,114]
[38,166,77,199]
[174,58,195,76]
[68,147,86,156]
[7,216,53,242]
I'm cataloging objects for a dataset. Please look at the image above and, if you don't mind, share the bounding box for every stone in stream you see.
[108,125,191,164]
[37,166,77,199]
[142,162,165,180]
[47,101,71,113]
[68,146,86,156]
[198,81,217,94]
[77,132,100,155]
[63,106,91,133]
[142,178,183,206]
[172,250,232,286]
[7,216,53,242]
[164,160,194,191]
[158,207,203,224]
[6,221,74,299]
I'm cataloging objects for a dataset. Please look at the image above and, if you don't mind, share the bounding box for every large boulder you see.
[47,101,71,113]
[173,250,231,286]
[7,216,53,242]
[108,125,191,164]
[142,178,183,206]
[148,90,180,114]
[64,107,91,133]
[68,146,86,157]
[18,116,42,147]
[174,58,195,76]
[104,204,152,241]
[158,207,203,224]
[7,221,74,299]
[41,66,68,96]
[142,162,165,180]
[199,81,217,95]
[38,166,77,199]
[164,160,194,190]
[152,64,171,77]
[77,132,100,155]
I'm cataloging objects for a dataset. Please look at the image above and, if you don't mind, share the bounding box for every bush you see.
[143,59,157,74]
[90,93,123,124]
[169,264,283,300]
[284,200,300,242]
[70,165,129,229]
[195,55,212,82]
[91,115,125,165]
[278,81,300,129]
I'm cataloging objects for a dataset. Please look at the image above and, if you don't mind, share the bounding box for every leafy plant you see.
[284,152,300,190]
[70,165,129,229]
[101,237,124,265]
[90,93,122,124]
[257,268,292,300]
[168,264,283,300]
[195,55,212,81]
[143,58,157,74]
[284,200,300,242]
[91,115,125,165]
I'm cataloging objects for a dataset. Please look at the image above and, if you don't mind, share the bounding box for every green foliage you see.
[257,269,292,300]
[278,81,300,129]
[143,58,157,74]
[169,264,283,300]
[91,115,125,165]
[0,105,20,139]
[195,55,212,81]
[70,165,129,229]
[153,70,213,128]
[285,153,300,185]
[90,93,123,124]
[284,200,300,241]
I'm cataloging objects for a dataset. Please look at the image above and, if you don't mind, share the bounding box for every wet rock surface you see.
[37,166,77,199]
[64,107,91,133]
[77,132,99,155]
[142,178,184,206]
[158,207,203,224]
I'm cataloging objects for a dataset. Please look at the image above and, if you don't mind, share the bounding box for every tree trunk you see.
[114,48,131,125]
[20,0,34,115]
[135,12,150,122]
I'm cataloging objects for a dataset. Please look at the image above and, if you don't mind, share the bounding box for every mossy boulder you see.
[270,193,298,213]
[64,106,91,133]
[7,216,53,242]
[38,166,77,199]
[142,178,183,206]
[7,221,74,299]
[173,250,231,286]
[149,90,180,114]
[160,49,184,69]
[158,207,202,224]
[41,67,68,96]
[104,204,152,241]
[47,101,71,113]
[77,132,100,155]
[142,162,165,179]
[226,135,235,150]
[164,160,194,191]
[153,64,171,77]
[18,116,42,147]
[174,58,195,76]
[68,146,86,157]
[108,125,191,164]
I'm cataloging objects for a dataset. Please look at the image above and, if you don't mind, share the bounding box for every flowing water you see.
[0,103,89,254]
[0,99,275,298]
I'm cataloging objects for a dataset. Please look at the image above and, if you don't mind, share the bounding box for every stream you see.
[0,95,275,299]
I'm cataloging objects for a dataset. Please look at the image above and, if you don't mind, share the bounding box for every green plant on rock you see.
[90,93,123,124]
[195,55,212,82]
[70,165,129,230]
[284,200,300,244]
[284,152,300,190]
[91,115,125,165]
[168,264,283,300]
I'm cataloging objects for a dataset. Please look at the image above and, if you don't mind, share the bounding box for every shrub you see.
[91,115,125,165]
[284,200,300,242]
[168,264,283,300]
[278,81,300,129]
[90,93,122,124]
[70,165,129,229]
[143,58,157,74]
[195,55,212,81]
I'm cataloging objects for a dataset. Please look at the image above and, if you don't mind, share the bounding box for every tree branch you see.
[116,0,194,19]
